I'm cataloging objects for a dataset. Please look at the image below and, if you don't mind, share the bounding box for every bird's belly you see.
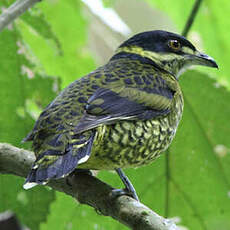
[78,114,181,170]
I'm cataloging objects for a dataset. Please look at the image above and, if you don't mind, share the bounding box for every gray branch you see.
[0,143,179,230]
[0,0,42,32]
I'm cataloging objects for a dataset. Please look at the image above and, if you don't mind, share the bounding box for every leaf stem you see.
[182,0,203,37]
[165,149,170,218]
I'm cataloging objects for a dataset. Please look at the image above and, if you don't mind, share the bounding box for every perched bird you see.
[23,30,218,200]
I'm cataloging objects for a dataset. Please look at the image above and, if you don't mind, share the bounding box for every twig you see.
[0,0,41,32]
[0,143,179,230]
[182,0,203,37]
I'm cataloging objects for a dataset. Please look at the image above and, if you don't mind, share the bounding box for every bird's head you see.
[116,30,218,79]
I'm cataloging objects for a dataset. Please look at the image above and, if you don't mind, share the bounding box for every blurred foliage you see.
[147,0,230,88]
[18,0,95,88]
[0,6,57,229]
[102,0,116,7]
[0,0,229,230]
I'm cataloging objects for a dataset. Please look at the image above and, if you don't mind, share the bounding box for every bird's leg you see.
[112,168,139,201]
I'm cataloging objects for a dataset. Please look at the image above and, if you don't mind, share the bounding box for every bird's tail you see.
[23,131,95,189]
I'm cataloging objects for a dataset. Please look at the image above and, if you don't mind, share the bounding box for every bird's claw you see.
[111,188,139,201]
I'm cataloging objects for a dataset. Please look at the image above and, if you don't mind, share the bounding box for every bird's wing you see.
[75,83,175,134]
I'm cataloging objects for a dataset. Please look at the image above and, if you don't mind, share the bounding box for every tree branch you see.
[0,143,179,230]
[0,0,42,32]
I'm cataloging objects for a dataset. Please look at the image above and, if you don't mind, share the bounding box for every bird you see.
[23,30,218,200]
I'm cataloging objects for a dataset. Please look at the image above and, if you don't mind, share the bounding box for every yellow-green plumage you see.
[78,59,183,170]
[23,30,217,193]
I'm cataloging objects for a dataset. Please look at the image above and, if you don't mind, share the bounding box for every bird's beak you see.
[190,51,218,68]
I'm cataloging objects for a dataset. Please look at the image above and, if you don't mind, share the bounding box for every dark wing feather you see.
[75,85,174,134]
[23,130,95,188]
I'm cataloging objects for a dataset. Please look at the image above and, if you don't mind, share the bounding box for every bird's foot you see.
[114,168,139,201]
[111,188,139,201]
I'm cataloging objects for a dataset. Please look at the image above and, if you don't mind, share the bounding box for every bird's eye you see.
[168,40,181,51]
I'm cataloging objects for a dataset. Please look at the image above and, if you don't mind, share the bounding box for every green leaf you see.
[171,70,230,230]
[0,175,55,230]
[0,25,57,230]
[20,10,62,55]
[40,191,128,230]
[18,0,95,88]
